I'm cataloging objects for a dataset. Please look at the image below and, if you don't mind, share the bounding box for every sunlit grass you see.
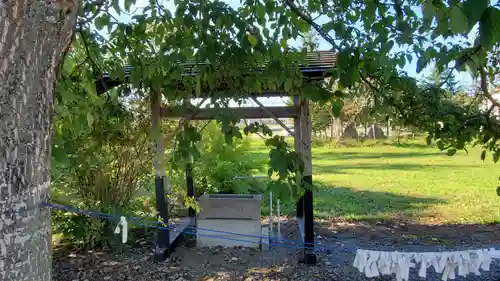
[249,137,500,224]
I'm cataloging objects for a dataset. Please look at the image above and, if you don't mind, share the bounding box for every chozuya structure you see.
[95,50,336,265]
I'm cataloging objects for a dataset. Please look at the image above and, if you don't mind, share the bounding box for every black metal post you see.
[296,196,304,218]
[186,163,195,217]
[154,176,170,261]
[303,175,316,265]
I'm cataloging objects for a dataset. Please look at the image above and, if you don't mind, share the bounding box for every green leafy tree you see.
[170,121,266,197]
[301,30,320,52]
[51,43,159,247]
[310,101,333,137]
[424,67,461,93]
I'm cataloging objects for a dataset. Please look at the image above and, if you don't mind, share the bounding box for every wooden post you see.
[293,97,316,265]
[293,97,304,219]
[151,90,170,261]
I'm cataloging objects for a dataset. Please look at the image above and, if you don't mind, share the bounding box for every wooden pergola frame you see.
[96,50,336,265]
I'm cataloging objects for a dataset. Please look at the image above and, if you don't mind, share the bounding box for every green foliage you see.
[243,121,274,136]
[265,135,307,200]
[52,211,109,249]
[423,67,461,93]
[51,46,157,247]
[63,0,500,210]
[301,30,320,52]
[51,92,153,247]
[173,123,202,166]
[310,101,334,135]
[331,98,344,118]
[451,91,479,107]
[170,122,266,196]
[311,136,333,147]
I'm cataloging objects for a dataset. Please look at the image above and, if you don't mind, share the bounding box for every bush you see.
[169,122,267,198]
[311,136,332,147]
[51,93,156,249]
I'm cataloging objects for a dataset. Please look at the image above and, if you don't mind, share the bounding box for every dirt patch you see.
[53,220,342,281]
[316,219,500,249]
[53,218,500,281]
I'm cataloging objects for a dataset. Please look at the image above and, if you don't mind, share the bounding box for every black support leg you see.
[186,163,195,217]
[154,176,170,262]
[296,196,304,218]
[303,175,316,265]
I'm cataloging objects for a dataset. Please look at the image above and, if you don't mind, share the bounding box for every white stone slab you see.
[197,219,262,248]
[197,194,262,220]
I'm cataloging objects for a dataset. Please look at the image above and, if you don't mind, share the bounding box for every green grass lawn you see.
[249,138,500,224]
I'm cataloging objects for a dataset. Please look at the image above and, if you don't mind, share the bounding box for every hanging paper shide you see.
[353,248,500,281]
[114,216,128,244]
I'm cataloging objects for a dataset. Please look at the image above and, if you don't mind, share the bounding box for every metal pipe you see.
[277,199,281,240]
[269,191,273,242]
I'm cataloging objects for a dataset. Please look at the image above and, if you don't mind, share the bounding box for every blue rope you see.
[193,226,315,246]
[41,202,332,253]
[41,203,178,230]
[44,202,500,256]
[44,202,500,255]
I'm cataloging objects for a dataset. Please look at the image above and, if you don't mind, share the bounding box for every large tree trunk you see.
[0,2,77,281]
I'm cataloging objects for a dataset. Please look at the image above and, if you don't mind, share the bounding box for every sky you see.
[106,0,479,107]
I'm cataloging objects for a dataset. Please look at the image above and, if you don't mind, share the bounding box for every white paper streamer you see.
[113,216,128,243]
[353,248,500,281]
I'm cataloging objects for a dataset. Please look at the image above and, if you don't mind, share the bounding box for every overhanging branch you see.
[284,0,339,50]
[479,67,500,114]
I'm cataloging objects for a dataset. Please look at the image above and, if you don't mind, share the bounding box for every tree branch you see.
[359,73,411,121]
[78,0,108,26]
[312,13,324,21]
[283,0,339,50]
[243,119,266,141]
[479,67,500,114]
[78,27,108,92]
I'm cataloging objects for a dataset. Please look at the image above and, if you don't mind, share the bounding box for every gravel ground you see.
[53,219,500,281]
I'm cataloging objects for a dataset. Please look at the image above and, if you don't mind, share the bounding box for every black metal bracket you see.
[298,175,316,265]
[154,176,170,262]
[186,163,196,218]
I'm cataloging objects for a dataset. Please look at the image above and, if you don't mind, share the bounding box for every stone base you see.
[197,218,261,248]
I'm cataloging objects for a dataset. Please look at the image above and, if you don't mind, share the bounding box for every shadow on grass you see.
[250,146,442,164]
[273,182,445,223]
[313,162,471,175]
[323,137,436,149]
[312,150,440,161]
[312,183,445,221]
[389,142,435,149]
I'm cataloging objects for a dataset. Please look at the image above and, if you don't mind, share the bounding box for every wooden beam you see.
[160,106,300,120]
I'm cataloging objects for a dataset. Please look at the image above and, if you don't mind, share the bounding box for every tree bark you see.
[0,2,77,281]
